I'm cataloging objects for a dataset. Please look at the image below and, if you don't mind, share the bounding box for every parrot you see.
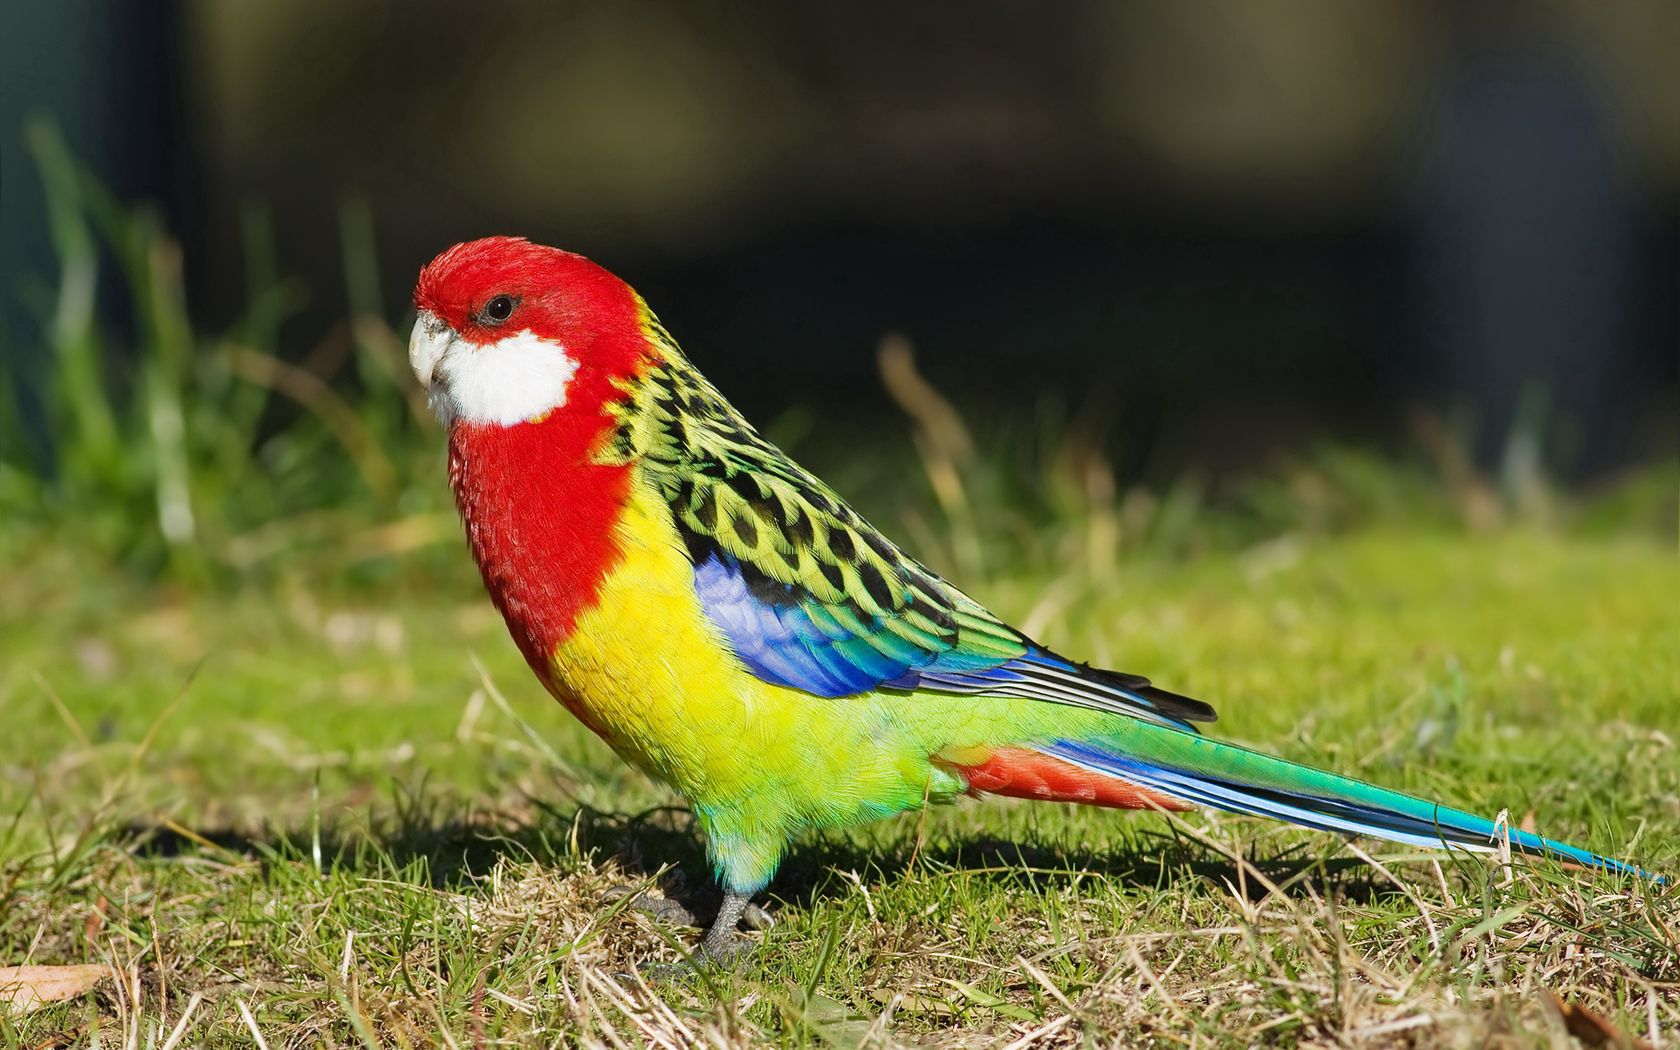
[407,236,1651,965]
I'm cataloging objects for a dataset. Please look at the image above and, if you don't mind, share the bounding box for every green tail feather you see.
[1045,731,1657,881]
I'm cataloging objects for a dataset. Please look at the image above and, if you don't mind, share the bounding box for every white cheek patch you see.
[430,328,580,427]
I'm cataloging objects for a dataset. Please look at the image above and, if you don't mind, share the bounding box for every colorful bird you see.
[409,237,1649,965]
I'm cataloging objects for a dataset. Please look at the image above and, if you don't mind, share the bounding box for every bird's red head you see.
[409,237,654,428]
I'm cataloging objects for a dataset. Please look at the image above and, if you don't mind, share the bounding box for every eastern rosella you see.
[408,237,1647,964]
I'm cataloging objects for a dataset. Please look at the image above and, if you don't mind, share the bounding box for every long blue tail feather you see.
[1046,737,1660,882]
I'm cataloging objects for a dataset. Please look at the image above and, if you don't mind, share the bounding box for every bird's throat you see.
[447,414,634,680]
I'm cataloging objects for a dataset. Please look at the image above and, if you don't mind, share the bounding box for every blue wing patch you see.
[693,551,932,695]
[691,551,1214,731]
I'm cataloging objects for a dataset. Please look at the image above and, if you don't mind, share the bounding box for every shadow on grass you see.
[124,777,1407,925]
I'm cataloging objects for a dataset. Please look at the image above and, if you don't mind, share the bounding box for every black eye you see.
[481,295,517,324]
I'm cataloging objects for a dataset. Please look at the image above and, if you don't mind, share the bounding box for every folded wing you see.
[608,330,1216,732]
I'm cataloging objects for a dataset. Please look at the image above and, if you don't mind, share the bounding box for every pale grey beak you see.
[408,310,453,390]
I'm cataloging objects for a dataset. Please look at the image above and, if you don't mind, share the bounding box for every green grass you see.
[3,524,1675,1047]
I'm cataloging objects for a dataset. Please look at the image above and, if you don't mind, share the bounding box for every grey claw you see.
[741,902,773,931]
[643,936,753,980]
[603,884,699,927]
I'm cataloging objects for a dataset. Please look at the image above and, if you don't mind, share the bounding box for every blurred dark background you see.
[4,0,1676,490]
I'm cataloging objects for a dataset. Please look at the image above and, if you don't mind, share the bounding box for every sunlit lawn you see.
[3,523,1676,1047]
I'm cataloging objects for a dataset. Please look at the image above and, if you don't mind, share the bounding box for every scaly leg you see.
[695,888,754,966]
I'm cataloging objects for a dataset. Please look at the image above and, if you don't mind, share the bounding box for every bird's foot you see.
[602,884,773,931]
[740,901,774,931]
[603,884,700,927]
[636,887,765,979]
[644,935,755,980]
